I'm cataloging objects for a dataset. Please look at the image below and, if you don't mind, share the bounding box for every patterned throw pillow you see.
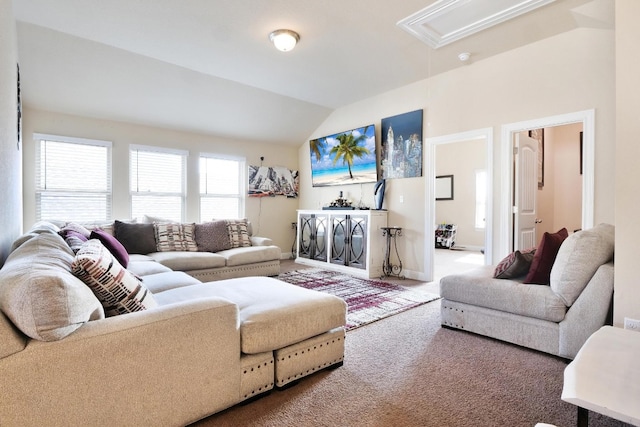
[493,248,536,279]
[72,240,157,317]
[226,220,252,248]
[195,220,232,252]
[153,223,198,252]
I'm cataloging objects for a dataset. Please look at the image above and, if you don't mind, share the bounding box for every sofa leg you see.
[327,361,343,370]
[241,390,272,405]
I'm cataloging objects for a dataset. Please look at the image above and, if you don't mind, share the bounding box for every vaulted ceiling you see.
[13,0,609,145]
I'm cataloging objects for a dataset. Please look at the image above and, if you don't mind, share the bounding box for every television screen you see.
[309,124,377,187]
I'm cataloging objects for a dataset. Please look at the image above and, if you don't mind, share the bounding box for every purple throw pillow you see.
[90,229,130,268]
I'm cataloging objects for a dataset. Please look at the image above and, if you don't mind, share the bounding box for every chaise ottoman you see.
[154,276,347,389]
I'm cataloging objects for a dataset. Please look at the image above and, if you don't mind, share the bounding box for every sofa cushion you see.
[147,251,227,271]
[550,223,615,306]
[0,233,104,341]
[114,221,157,254]
[142,271,202,293]
[153,223,198,252]
[440,265,568,322]
[127,256,173,277]
[195,220,232,252]
[524,228,568,285]
[90,229,129,268]
[219,246,283,267]
[494,248,536,279]
[154,277,347,354]
[72,240,158,317]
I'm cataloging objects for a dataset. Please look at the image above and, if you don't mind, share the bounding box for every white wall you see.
[299,25,615,281]
[0,0,22,266]
[22,108,299,254]
[614,0,640,326]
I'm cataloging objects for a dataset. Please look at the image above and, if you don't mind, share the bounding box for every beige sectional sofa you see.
[440,223,615,359]
[0,222,347,426]
[52,217,282,281]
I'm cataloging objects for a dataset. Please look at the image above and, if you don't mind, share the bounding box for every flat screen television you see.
[309,124,377,187]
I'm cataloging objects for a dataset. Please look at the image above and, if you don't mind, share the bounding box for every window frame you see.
[199,153,246,221]
[34,132,112,222]
[129,144,188,222]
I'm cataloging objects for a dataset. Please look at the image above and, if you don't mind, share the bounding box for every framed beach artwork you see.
[309,124,377,187]
[380,109,423,179]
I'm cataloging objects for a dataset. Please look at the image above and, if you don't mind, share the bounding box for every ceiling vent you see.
[397,0,557,49]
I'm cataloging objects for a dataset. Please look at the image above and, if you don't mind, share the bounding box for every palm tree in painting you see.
[309,138,326,163]
[329,129,371,179]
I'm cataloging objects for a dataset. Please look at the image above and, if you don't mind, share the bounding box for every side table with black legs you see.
[381,226,404,279]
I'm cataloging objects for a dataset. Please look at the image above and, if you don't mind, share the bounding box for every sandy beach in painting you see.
[312,171,378,187]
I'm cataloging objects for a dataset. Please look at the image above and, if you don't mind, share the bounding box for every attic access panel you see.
[397,0,556,49]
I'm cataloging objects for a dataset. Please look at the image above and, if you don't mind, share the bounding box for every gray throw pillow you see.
[113,221,157,254]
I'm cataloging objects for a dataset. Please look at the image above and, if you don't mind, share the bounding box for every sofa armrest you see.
[0,298,242,426]
[250,236,274,246]
[559,262,614,359]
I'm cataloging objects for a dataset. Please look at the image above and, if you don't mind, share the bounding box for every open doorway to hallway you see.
[424,128,493,284]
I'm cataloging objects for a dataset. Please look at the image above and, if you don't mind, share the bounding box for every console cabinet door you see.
[298,213,327,261]
[330,215,348,265]
[347,215,367,269]
[312,215,328,262]
[330,214,367,270]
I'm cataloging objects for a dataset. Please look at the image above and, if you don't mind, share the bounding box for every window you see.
[130,145,187,222]
[475,169,487,229]
[199,154,245,221]
[35,134,112,222]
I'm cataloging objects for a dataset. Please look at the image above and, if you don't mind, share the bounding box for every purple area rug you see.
[277,268,440,331]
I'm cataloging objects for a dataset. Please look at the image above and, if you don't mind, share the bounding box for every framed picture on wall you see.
[529,129,544,188]
[435,175,454,200]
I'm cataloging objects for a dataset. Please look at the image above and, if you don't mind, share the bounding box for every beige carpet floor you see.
[192,299,632,427]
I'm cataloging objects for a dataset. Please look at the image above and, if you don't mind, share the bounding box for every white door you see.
[514,133,538,250]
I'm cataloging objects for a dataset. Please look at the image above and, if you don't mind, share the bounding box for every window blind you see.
[35,134,112,222]
[199,154,245,221]
[130,145,187,222]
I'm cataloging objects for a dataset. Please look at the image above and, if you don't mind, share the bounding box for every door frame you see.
[499,109,595,259]
[424,127,494,282]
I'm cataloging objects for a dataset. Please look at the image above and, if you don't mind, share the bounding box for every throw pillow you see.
[493,248,536,279]
[113,220,157,254]
[524,228,569,285]
[62,230,89,253]
[226,219,252,248]
[153,223,198,252]
[90,229,130,268]
[72,239,157,317]
[195,220,232,252]
[0,233,104,341]
[59,222,91,238]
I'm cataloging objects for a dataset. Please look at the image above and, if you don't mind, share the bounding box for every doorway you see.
[500,110,595,257]
[424,128,493,283]
[513,124,584,250]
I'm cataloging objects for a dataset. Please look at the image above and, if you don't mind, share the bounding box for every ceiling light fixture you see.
[269,29,300,52]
